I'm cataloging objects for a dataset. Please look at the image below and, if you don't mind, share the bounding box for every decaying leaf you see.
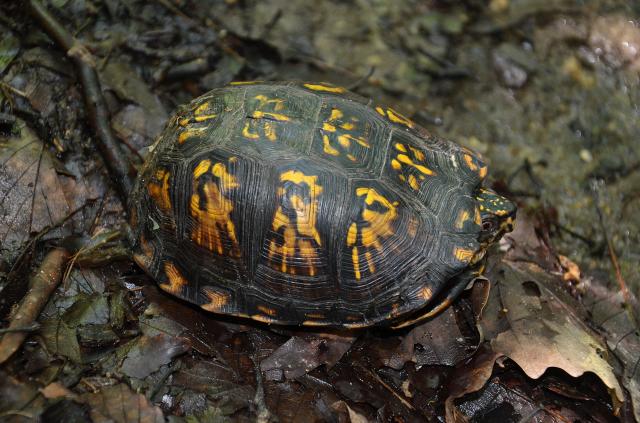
[120,334,191,379]
[385,307,476,370]
[0,123,71,260]
[260,334,355,380]
[586,280,640,421]
[79,383,164,423]
[482,260,625,406]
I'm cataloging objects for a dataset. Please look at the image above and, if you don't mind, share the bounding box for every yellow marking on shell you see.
[303,83,346,93]
[347,188,399,280]
[268,171,323,276]
[454,247,475,263]
[386,108,414,128]
[162,262,188,294]
[302,320,329,327]
[408,174,419,190]
[474,207,482,225]
[251,314,277,324]
[330,108,343,120]
[190,161,241,257]
[464,153,488,178]
[391,143,435,190]
[320,107,369,160]
[305,312,326,320]
[341,122,355,130]
[242,122,260,139]
[257,305,277,316]
[322,134,340,156]
[395,143,407,153]
[252,95,290,120]
[264,121,277,141]
[147,169,172,211]
[230,80,261,85]
[455,210,471,229]
[352,246,361,280]
[193,159,212,179]
[193,102,217,122]
[365,251,375,273]
[418,285,433,301]
[375,106,385,116]
[201,289,229,312]
[396,154,434,176]
[178,127,207,144]
[178,117,189,127]
[464,154,477,170]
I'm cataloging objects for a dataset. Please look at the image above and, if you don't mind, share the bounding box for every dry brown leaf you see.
[40,382,76,399]
[483,260,625,406]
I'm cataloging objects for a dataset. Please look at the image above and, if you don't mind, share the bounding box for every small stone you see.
[579,149,593,163]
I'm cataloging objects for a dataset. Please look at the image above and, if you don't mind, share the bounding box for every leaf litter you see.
[0,0,638,421]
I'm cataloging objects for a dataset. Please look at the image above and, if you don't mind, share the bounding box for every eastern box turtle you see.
[130,81,516,328]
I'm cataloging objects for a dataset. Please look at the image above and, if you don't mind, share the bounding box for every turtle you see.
[129,81,516,328]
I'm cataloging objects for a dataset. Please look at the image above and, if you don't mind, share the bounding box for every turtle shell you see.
[130,81,489,327]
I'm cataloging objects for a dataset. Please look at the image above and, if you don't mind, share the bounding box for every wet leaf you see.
[79,383,164,423]
[0,32,20,75]
[260,334,355,380]
[0,123,71,261]
[120,334,190,379]
[586,279,640,421]
[384,307,476,370]
[40,318,82,363]
[482,260,625,405]
[63,294,110,327]
[101,62,167,121]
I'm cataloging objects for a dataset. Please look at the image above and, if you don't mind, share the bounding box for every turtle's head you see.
[476,187,516,246]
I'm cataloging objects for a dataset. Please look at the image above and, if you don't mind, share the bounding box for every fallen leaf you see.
[80,383,164,423]
[120,334,191,379]
[0,123,71,261]
[260,334,355,380]
[385,307,476,370]
[40,382,76,399]
[483,260,625,406]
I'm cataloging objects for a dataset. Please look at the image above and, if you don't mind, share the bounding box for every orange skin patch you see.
[162,261,188,294]
[375,106,415,128]
[320,108,370,161]
[242,95,291,142]
[303,83,346,93]
[390,142,435,191]
[268,171,323,276]
[201,288,229,312]
[190,159,241,257]
[347,187,399,280]
[147,169,172,211]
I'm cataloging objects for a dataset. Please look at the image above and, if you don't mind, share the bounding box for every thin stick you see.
[25,0,134,205]
[0,248,69,364]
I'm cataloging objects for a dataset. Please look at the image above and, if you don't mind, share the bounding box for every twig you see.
[25,0,134,205]
[0,248,69,364]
